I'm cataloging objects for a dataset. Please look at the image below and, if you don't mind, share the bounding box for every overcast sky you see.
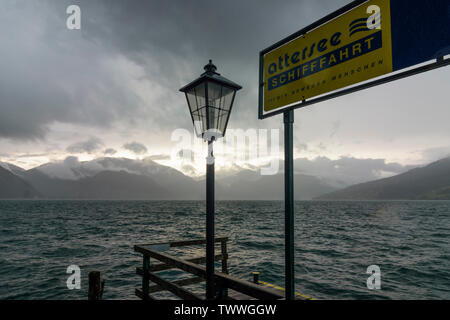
[1,0,449,174]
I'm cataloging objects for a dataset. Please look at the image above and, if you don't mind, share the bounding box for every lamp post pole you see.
[206,138,215,300]
[179,60,241,300]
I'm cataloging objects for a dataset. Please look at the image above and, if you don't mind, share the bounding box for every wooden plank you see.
[149,254,227,272]
[169,237,228,247]
[216,273,284,300]
[228,290,256,300]
[149,277,204,294]
[135,288,156,300]
[134,246,208,278]
[136,237,228,250]
[258,280,315,300]
[137,268,205,293]
[147,272,202,300]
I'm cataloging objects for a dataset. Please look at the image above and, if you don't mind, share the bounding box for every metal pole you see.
[284,110,295,300]
[206,139,215,300]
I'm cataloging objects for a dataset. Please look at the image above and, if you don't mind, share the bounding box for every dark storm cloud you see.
[123,142,148,154]
[0,0,349,141]
[66,137,103,154]
[0,0,144,140]
[73,0,349,130]
[104,148,117,155]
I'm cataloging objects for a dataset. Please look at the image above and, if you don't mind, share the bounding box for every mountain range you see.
[0,156,449,200]
[0,157,336,200]
[1,157,201,200]
[316,157,450,200]
[0,165,40,199]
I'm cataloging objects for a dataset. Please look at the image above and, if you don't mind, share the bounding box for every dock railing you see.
[134,237,284,300]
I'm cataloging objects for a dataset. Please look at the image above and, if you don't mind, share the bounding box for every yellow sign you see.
[263,0,393,112]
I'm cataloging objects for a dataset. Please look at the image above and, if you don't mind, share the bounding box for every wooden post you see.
[221,239,228,274]
[88,271,102,300]
[142,255,150,300]
[253,272,260,284]
[221,239,228,298]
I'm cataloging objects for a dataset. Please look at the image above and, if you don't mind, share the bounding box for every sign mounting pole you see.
[284,109,295,300]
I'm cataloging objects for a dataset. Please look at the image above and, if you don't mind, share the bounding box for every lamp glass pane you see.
[187,83,206,135]
[206,81,221,132]
[207,82,237,135]
[193,83,206,109]
[207,82,222,107]
[186,91,197,116]
[217,110,229,134]
[218,87,235,134]
[220,87,235,112]
[199,105,207,134]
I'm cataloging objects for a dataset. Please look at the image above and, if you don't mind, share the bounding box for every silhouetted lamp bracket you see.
[180,60,242,140]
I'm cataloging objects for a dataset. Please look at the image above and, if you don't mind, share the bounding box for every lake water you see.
[0,200,449,300]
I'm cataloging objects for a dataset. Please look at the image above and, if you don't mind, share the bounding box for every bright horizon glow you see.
[0,144,435,178]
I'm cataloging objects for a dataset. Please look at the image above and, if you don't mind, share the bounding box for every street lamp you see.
[180,60,242,300]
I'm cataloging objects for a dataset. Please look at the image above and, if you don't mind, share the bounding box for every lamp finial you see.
[204,60,218,74]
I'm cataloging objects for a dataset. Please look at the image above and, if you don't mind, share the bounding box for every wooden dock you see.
[134,237,314,300]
